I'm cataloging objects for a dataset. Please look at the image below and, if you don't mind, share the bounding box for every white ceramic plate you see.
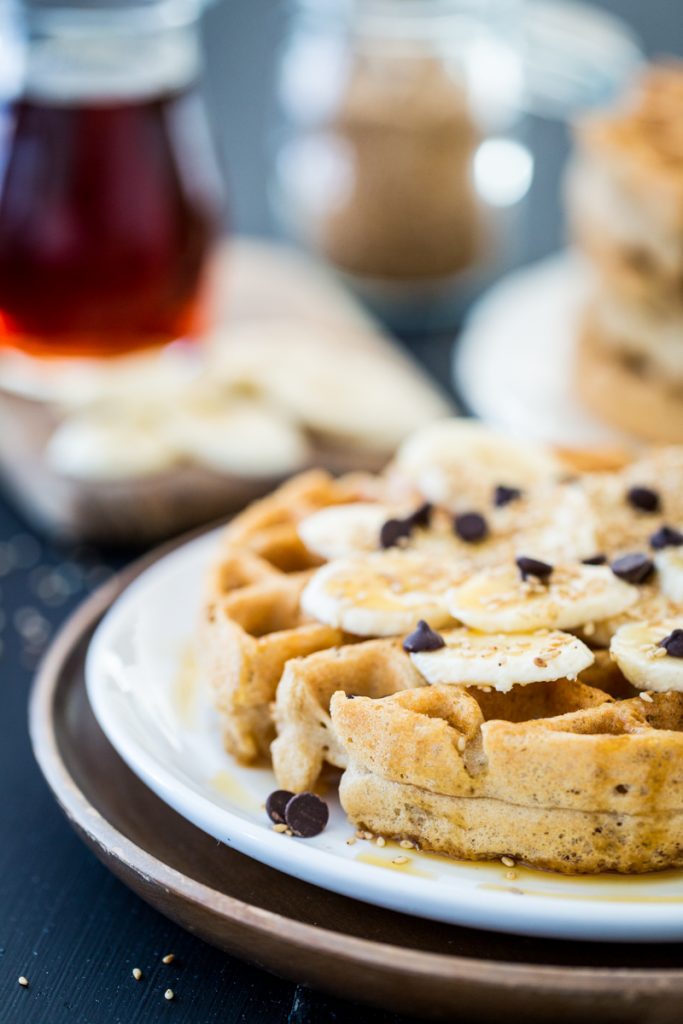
[455,251,638,447]
[86,529,683,943]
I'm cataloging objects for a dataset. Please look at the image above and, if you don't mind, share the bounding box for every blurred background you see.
[0,0,679,543]
[204,0,666,258]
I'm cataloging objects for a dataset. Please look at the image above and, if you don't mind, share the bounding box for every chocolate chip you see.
[610,552,654,584]
[516,555,553,582]
[284,792,329,838]
[582,553,607,565]
[403,619,446,653]
[454,511,488,543]
[650,525,683,550]
[379,517,412,549]
[659,629,683,658]
[626,486,660,513]
[408,502,432,528]
[266,789,294,825]
[493,484,522,507]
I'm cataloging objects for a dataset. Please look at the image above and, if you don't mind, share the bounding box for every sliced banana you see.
[410,627,594,692]
[392,419,561,508]
[46,409,176,480]
[164,399,310,477]
[512,482,599,563]
[655,547,683,605]
[208,321,451,452]
[579,585,680,648]
[610,620,683,693]
[448,563,638,633]
[298,502,394,560]
[300,549,467,637]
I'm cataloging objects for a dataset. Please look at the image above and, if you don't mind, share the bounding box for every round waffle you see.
[200,422,683,873]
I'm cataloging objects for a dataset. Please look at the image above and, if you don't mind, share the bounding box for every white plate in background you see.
[455,251,635,447]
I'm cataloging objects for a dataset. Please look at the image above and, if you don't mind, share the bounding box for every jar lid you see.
[522,0,643,117]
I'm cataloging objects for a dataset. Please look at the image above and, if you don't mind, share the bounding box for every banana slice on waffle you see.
[448,561,638,633]
[392,419,561,507]
[300,549,467,637]
[611,621,683,692]
[409,627,594,692]
[298,502,393,560]
[655,547,683,604]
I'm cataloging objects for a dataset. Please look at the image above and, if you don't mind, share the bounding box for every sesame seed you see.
[583,622,595,636]
[501,856,515,867]
[164,988,175,1001]
[533,657,546,668]
[400,839,414,849]
[162,954,175,965]
[346,836,356,846]
[392,856,409,865]
[505,870,518,881]
[18,976,28,988]
[640,691,654,703]
[132,968,143,981]
[457,736,466,752]
[376,836,386,847]
[272,823,288,833]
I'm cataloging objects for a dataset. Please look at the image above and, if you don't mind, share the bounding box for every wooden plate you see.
[29,544,683,1023]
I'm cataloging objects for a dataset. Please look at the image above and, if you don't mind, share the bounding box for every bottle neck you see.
[20,0,203,103]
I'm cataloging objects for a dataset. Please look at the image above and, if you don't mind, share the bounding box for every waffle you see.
[200,469,383,761]
[331,684,683,874]
[200,419,683,872]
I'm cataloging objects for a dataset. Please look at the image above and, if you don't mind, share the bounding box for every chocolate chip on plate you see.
[454,511,488,543]
[379,517,412,549]
[284,792,329,838]
[582,553,607,566]
[266,789,294,825]
[516,555,553,582]
[659,629,683,658]
[493,484,522,508]
[626,485,660,513]
[610,552,654,584]
[403,619,446,653]
[650,525,683,550]
[407,502,432,528]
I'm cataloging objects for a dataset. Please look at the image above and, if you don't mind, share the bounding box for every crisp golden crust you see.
[202,470,388,760]
[577,322,683,443]
[575,64,683,222]
[272,639,425,791]
[332,685,683,873]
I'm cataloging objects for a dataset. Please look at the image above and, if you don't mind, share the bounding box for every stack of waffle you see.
[568,65,683,441]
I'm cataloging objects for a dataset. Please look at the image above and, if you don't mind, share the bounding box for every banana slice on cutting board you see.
[611,620,683,693]
[164,399,310,477]
[46,409,176,480]
[409,627,594,692]
[448,562,638,633]
[300,549,467,637]
[392,419,562,507]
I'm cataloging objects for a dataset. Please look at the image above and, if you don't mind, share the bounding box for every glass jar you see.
[271,0,642,331]
[0,0,224,360]
[272,0,528,328]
